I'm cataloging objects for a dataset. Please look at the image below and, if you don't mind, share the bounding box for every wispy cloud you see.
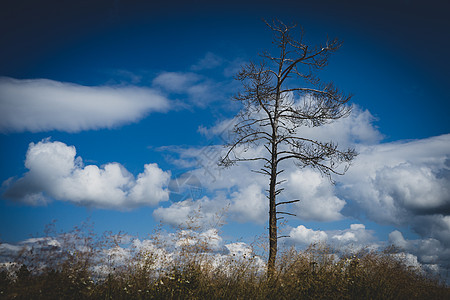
[0,77,170,133]
[152,71,221,108]
[2,139,170,209]
[190,52,224,71]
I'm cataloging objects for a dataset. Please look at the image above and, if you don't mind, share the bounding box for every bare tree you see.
[219,19,357,277]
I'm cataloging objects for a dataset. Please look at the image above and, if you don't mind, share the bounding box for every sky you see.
[1,0,450,280]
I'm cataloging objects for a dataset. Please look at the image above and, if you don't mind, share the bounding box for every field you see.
[1,222,449,300]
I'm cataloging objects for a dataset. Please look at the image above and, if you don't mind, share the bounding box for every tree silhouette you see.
[220,19,357,277]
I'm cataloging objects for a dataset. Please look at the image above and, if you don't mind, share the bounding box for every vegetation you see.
[1,223,448,299]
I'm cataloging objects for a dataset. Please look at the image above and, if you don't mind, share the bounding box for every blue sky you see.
[1,0,449,278]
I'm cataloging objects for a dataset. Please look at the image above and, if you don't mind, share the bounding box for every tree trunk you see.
[268,75,281,278]
[267,140,278,278]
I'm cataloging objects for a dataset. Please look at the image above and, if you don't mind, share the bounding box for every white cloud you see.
[153,182,267,227]
[152,72,202,93]
[296,106,383,147]
[335,134,450,268]
[153,200,198,227]
[388,230,450,278]
[286,169,346,221]
[330,224,375,247]
[160,107,382,225]
[340,134,450,225]
[288,223,377,250]
[225,242,253,257]
[0,77,170,133]
[0,228,268,279]
[173,228,223,252]
[153,196,228,228]
[152,71,224,107]
[129,164,172,205]
[197,118,237,138]
[289,225,328,245]
[160,100,450,273]
[2,139,170,209]
[229,184,267,224]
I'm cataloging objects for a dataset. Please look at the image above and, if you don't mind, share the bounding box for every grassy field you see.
[1,224,449,299]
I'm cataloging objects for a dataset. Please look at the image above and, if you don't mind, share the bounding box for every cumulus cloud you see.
[413,215,450,247]
[285,169,346,221]
[296,106,383,147]
[229,184,267,223]
[153,196,228,228]
[173,228,223,252]
[2,139,170,209]
[288,223,377,250]
[289,225,328,245]
[158,99,450,272]
[159,106,382,225]
[0,228,266,279]
[334,134,450,275]
[340,134,450,226]
[153,200,201,227]
[153,182,267,227]
[330,224,376,247]
[389,230,450,277]
[0,77,170,133]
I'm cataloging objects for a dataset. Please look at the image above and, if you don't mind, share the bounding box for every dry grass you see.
[0,224,449,299]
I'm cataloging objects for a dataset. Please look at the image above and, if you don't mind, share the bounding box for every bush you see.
[1,225,449,299]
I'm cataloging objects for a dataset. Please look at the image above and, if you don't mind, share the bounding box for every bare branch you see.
[251,169,271,176]
[277,212,297,217]
[277,235,291,239]
[276,199,301,206]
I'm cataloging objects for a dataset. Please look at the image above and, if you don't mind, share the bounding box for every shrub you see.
[1,225,449,299]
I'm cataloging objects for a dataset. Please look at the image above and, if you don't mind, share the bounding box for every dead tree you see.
[219,19,357,278]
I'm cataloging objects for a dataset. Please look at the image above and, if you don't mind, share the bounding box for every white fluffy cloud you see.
[0,77,170,133]
[2,139,170,209]
[288,223,377,250]
[285,169,346,221]
[162,107,382,226]
[153,200,195,227]
[164,105,450,240]
[153,183,267,228]
[153,196,228,228]
[296,106,383,147]
[151,101,450,275]
[229,184,267,223]
[289,225,328,245]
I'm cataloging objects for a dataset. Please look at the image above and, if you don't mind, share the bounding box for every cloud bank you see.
[0,77,170,133]
[155,105,450,275]
[340,134,450,227]
[157,107,381,226]
[2,139,170,209]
